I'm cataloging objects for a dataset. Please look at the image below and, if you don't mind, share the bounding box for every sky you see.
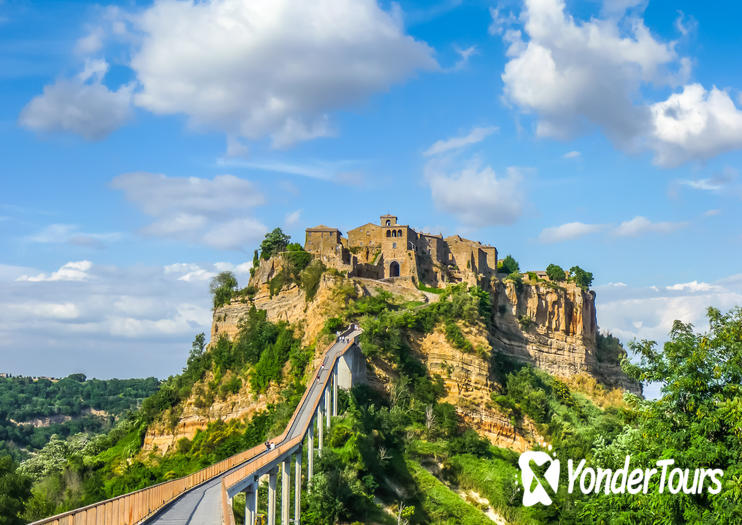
[2,0,742,382]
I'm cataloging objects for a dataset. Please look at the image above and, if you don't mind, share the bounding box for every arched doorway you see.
[389,261,400,277]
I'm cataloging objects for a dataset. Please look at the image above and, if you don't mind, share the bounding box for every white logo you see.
[517,451,724,506]
[518,451,560,506]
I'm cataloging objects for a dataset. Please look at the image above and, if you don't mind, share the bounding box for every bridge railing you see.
[30,325,360,525]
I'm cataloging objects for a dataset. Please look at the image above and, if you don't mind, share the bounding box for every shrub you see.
[300,260,326,301]
[545,264,566,282]
[518,315,534,331]
[498,255,519,274]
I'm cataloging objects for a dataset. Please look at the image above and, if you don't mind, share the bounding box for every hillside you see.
[8,230,647,524]
[0,374,159,461]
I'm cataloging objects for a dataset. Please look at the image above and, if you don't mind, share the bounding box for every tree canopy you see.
[569,265,593,290]
[210,271,238,309]
[498,255,519,275]
[545,264,566,282]
[260,228,291,260]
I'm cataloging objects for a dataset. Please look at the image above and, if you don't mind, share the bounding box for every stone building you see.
[305,214,498,287]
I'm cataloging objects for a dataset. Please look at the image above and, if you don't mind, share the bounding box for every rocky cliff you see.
[144,262,638,453]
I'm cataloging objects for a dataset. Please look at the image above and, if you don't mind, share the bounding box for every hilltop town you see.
[305,214,498,288]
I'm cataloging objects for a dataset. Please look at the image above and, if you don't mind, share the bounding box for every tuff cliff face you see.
[144,262,637,454]
[489,278,639,394]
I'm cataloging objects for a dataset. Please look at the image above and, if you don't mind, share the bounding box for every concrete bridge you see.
[31,325,366,525]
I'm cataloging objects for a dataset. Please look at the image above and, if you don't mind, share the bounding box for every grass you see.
[406,458,490,525]
[417,282,445,294]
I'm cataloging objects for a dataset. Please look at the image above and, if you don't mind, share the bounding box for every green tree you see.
[568,265,593,290]
[498,255,519,275]
[210,271,238,309]
[0,455,31,525]
[579,307,742,523]
[260,228,291,260]
[545,264,565,282]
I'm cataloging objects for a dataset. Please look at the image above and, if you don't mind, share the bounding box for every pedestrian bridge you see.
[31,325,365,525]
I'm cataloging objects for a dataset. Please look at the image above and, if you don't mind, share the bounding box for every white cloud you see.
[538,221,604,243]
[704,209,721,216]
[27,224,121,248]
[650,84,742,166]
[19,60,133,140]
[284,209,302,227]
[425,159,524,227]
[451,45,478,71]
[111,172,266,250]
[597,274,742,345]
[1,261,218,378]
[495,0,742,165]
[499,0,676,147]
[423,126,498,157]
[130,0,436,147]
[17,261,93,282]
[614,216,686,237]
[563,150,580,159]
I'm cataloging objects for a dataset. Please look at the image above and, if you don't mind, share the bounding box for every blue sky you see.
[2,0,742,380]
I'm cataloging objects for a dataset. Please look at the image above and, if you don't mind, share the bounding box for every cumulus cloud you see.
[425,159,525,227]
[650,84,742,166]
[423,126,498,156]
[130,0,436,147]
[111,172,267,250]
[1,261,226,378]
[596,274,742,345]
[495,0,742,166]
[499,0,676,147]
[614,215,686,236]
[19,60,133,140]
[538,221,604,243]
[17,261,93,282]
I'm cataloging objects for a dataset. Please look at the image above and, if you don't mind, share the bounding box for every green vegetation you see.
[545,264,566,282]
[17,310,313,522]
[417,282,445,294]
[12,245,742,525]
[0,374,159,461]
[0,455,31,525]
[260,227,291,260]
[497,254,519,274]
[568,265,593,290]
[210,271,238,309]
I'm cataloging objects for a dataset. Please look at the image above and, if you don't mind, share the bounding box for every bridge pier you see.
[318,397,324,456]
[268,469,277,525]
[324,385,331,429]
[332,366,338,417]
[281,458,290,525]
[294,449,302,525]
[307,417,314,483]
[244,484,257,525]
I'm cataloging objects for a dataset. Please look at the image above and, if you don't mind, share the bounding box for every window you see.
[398,229,403,237]
[386,230,391,238]
[386,220,391,226]
[393,242,397,248]
[392,230,397,238]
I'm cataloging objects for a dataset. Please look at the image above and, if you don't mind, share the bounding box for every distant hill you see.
[0,373,160,461]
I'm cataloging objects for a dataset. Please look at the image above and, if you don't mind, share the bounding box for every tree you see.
[578,307,742,523]
[260,228,290,260]
[0,455,31,525]
[210,271,238,309]
[545,263,566,282]
[568,265,593,290]
[498,254,519,274]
